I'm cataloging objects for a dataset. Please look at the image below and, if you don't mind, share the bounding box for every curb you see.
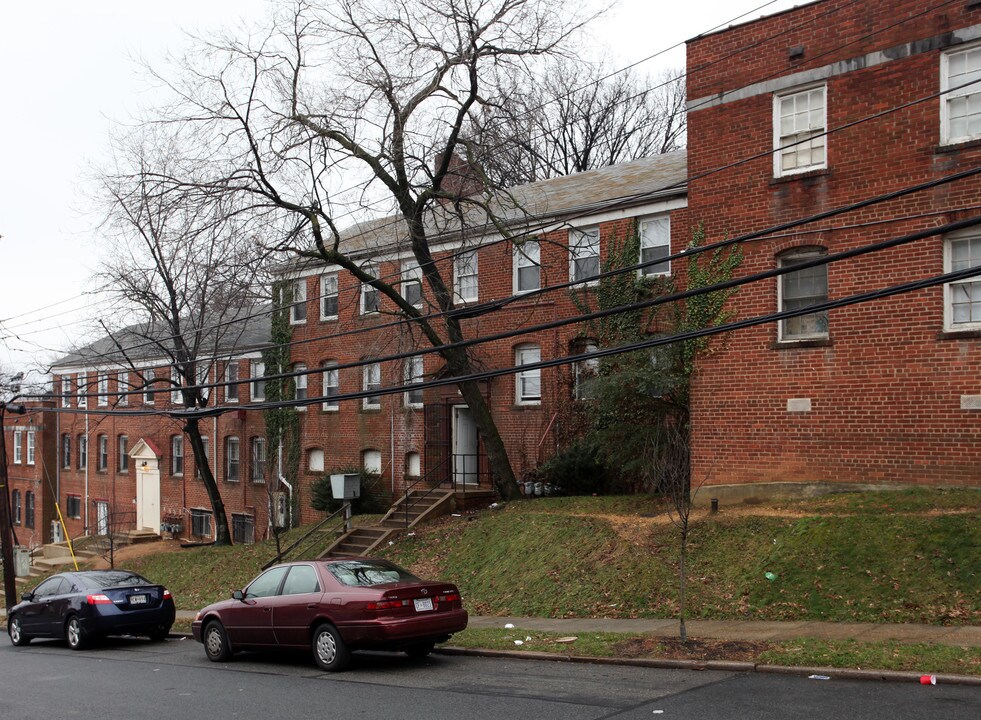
[435,646,981,686]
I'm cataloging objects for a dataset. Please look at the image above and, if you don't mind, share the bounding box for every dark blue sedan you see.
[6,570,175,650]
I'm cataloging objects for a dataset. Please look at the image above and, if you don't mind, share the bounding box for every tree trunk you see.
[679,525,688,642]
[457,377,520,500]
[184,418,232,545]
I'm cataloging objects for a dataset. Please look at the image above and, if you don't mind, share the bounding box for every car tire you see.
[148,625,171,642]
[8,616,30,647]
[65,615,88,651]
[203,621,233,662]
[405,641,436,659]
[312,623,350,672]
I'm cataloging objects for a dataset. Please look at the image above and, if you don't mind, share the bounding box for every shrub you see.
[535,441,612,495]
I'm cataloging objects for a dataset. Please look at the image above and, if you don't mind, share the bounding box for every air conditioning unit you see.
[272,491,288,529]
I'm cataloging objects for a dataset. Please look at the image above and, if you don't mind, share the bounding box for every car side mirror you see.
[232,590,245,601]
[21,592,34,602]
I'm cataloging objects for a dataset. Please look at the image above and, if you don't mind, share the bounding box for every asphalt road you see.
[1,636,977,720]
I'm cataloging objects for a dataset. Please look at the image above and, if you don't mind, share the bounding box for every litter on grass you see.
[555,637,578,644]
[504,623,515,629]
[764,572,777,581]
[514,640,524,646]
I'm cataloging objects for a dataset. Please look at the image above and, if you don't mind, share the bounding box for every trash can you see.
[13,547,31,577]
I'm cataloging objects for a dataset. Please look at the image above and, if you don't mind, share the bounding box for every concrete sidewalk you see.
[162,610,981,648]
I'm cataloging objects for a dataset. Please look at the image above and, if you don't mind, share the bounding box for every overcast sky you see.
[0,0,800,381]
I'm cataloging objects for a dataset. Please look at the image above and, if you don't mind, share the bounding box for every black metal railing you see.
[395,451,489,528]
[262,505,348,570]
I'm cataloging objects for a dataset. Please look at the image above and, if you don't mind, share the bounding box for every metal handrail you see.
[262,505,347,570]
[396,452,488,528]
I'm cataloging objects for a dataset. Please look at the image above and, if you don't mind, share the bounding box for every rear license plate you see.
[413,597,434,612]
[129,595,148,605]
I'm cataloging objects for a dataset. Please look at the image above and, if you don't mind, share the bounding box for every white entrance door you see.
[452,405,479,485]
[136,465,161,533]
[95,502,109,536]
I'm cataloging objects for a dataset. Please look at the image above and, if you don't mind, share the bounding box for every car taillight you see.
[366,599,410,611]
[86,594,113,605]
[163,590,173,600]
[437,592,460,603]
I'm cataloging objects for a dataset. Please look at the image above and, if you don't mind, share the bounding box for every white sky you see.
[0,0,800,382]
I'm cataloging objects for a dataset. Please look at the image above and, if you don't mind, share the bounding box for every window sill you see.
[935,137,981,154]
[938,329,981,340]
[512,402,542,410]
[320,316,339,323]
[770,338,833,350]
[770,167,831,185]
[361,407,382,413]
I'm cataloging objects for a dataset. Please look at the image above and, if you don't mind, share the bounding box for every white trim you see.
[322,362,340,411]
[513,240,541,294]
[320,272,339,321]
[776,248,830,342]
[515,343,542,405]
[404,356,424,408]
[569,226,600,287]
[944,230,981,331]
[772,83,827,178]
[363,362,381,409]
[454,249,479,303]
[289,278,308,325]
[940,40,981,146]
[639,215,672,277]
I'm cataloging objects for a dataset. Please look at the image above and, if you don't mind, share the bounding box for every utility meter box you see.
[271,492,288,529]
[330,473,361,501]
[13,547,31,577]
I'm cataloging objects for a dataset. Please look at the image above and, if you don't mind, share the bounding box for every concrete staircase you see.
[319,489,456,558]
[14,530,162,584]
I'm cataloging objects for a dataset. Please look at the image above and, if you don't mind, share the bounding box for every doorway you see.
[452,405,479,485]
[95,501,109,536]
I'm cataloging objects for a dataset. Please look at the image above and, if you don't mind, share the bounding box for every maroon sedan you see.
[191,557,467,671]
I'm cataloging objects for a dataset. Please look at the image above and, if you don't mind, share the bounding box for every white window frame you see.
[294,363,307,411]
[171,367,182,405]
[171,435,184,476]
[363,362,381,409]
[773,84,827,178]
[251,360,266,402]
[515,344,542,405]
[97,373,109,407]
[78,374,88,409]
[13,429,22,464]
[941,43,981,146]
[225,361,239,403]
[360,263,379,315]
[62,375,72,408]
[362,449,382,474]
[944,231,981,331]
[118,435,128,472]
[320,272,339,320]
[97,434,108,472]
[777,248,830,342]
[322,362,339,411]
[569,227,600,286]
[142,368,155,404]
[26,430,35,465]
[78,436,87,469]
[61,434,71,470]
[402,259,423,308]
[250,437,266,484]
[639,216,671,277]
[454,250,479,302]
[404,356,424,408]
[196,364,210,402]
[290,278,307,324]
[117,371,129,406]
[225,436,241,482]
[513,240,541,294]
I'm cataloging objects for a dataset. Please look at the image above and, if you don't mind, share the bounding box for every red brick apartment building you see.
[685,0,981,489]
[2,400,56,549]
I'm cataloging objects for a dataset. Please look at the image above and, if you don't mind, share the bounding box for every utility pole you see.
[0,401,27,609]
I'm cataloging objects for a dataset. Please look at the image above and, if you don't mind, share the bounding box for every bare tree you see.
[470,62,686,186]
[136,0,595,499]
[95,132,269,545]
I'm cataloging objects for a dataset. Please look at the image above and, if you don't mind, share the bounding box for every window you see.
[454,250,479,302]
[67,494,82,519]
[141,368,155,404]
[514,240,541,293]
[78,435,87,469]
[774,85,826,177]
[117,371,129,406]
[12,490,21,526]
[639,216,671,276]
[294,363,307,411]
[78,374,87,409]
[26,430,35,465]
[291,278,307,324]
[62,376,72,408]
[171,367,182,405]
[245,566,288,598]
[362,449,382,474]
[778,248,829,341]
[402,260,423,308]
[321,273,339,320]
[196,436,210,480]
[360,263,379,314]
[225,436,240,482]
[363,362,381,409]
[322,361,339,411]
[282,565,320,595]
[196,364,210,402]
[190,509,213,538]
[225,361,239,402]
[171,435,184,476]
[569,227,600,285]
[97,434,108,472]
[118,435,129,472]
[405,451,421,478]
[404,356,424,408]
[515,344,542,404]
[97,373,109,406]
[232,513,255,545]
[308,448,325,472]
[574,342,600,400]
[941,44,981,145]
[251,360,266,401]
[250,437,266,483]
[12,429,22,464]
[945,231,981,330]
[61,434,71,469]
[25,491,34,530]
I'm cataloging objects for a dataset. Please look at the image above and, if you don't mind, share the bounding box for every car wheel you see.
[65,616,88,651]
[312,623,350,672]
[203,621,233,662]
[8,616,30,647]
[148,625,171,642]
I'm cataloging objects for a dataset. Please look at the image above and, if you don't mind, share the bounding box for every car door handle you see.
[263,607,271,613]
[307,604,318,609]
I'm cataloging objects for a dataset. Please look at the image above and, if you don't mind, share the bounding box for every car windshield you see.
[327,560,421,587]
[78,571,152,589]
